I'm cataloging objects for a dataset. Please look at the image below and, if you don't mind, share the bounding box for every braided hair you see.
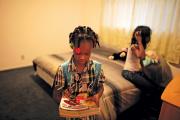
[69,26,100,48]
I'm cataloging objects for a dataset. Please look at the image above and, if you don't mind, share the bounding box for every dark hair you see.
[131,26,152,49]
[69,26,100,48]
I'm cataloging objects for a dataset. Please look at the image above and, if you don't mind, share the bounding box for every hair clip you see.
[75,48,81,54]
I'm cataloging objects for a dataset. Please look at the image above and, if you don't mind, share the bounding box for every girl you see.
[53,26,105,120]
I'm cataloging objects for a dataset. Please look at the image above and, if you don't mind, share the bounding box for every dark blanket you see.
[142,56,173,88]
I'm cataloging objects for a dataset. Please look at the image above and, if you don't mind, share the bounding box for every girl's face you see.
[73,40,93,66]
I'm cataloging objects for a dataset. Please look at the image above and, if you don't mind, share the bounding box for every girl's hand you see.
[87,94,100,106]
[63,89,71,98]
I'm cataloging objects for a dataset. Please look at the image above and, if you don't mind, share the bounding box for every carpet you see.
[0,66,162,120]
[0,66,60,120]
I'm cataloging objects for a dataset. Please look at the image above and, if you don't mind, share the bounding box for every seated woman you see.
[111,26,168,119]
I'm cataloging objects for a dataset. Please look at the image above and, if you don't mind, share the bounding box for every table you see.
[159,75,180,120]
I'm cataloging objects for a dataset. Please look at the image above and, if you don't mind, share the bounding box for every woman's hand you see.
[135,31,142,44]
[131,31,146,59]
[131,44,139,50]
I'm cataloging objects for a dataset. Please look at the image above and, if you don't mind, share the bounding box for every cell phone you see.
[131,31,141,45]
[131,37,138,44]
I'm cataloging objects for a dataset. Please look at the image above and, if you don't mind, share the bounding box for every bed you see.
[32,48,141,120]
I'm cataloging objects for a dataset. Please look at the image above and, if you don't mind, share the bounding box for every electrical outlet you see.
[21,55,25,60]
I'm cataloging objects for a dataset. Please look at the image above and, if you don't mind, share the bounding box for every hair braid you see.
[69,26,100,48]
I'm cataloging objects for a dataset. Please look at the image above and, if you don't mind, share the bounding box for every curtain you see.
[100,0,180,64]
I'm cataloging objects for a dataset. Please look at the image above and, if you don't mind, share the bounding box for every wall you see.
[0,0,102,71]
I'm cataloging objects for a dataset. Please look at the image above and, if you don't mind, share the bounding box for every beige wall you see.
[0,0,102,71]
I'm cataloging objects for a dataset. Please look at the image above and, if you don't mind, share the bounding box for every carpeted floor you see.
[0,66,59,120]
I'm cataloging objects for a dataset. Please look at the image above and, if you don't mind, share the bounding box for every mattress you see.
[33,51,141,120]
